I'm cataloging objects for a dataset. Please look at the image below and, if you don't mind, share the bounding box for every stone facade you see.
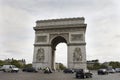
[33,17,87,70]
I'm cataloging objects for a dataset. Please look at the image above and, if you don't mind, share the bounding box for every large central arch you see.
[51,36,67,69]
[33,17,87,70]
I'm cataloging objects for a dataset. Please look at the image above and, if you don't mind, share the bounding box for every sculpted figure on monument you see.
[73,47,82,61]
[36,48,45,62]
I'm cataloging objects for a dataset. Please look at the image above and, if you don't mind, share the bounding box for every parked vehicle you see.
[115,68,120,72]
[63,69,74,73]
[1,65,19,72]
[73,69,83,72]
[22,67,38,72]
[75,69,92,79]
[98,69,108,75]
[0,66,2,71]
[107,69,115,73]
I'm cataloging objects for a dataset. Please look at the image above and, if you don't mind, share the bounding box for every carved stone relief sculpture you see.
[36,48,45,62]
[73,47,82,61]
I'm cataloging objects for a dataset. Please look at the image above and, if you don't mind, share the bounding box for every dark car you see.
[76,69,92,79]
[22,67,38,72]
[63,69,74,73]
[98,69,108,75]
[73,69,83,72]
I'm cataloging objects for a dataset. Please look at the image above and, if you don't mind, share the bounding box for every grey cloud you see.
[1,0,116,16]
[114,35,120,38]
[5,50,20,54]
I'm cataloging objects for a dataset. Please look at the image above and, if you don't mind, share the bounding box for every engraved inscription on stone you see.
[36,48,45,62]
[73,47,82,61]
[71,34,83,41]
[36,36,47,42]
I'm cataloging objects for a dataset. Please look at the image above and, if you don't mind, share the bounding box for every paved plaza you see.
[0,71,119,80]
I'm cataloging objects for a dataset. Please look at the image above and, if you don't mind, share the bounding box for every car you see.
[107,69,115,73]
[0,66,2,71]
[115,68,120,72]
[73,69,82,72]
[98,69,108,75]
[63,69,74,73]
[1,65,19,72]
[75,69,92,79]
[22,67,38,72]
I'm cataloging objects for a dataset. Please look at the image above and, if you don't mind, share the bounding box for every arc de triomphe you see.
[32,17,87,70]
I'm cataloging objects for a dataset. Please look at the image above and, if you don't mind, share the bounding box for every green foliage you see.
[87,61,120,70]
[0,59,25,68]
[87,66,93,70]
[0,60,4,66]
[59,63,66,70]
[92,59,99,63]
[109,61,120,68]
[24,64,32,68]
[93,63,100,70]
[87,59,100,70]
[10,60,22,68]
[100,64,108,69]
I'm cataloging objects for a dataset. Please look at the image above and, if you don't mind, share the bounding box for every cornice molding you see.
[34,24,87,31]
[36,17,85,23]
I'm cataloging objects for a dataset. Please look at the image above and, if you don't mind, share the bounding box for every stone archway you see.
[32,17,87,70]
[51,36,67,69]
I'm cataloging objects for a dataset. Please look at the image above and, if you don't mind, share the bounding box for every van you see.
[1,65,19,72]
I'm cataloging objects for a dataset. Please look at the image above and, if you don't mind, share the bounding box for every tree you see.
[24,64,32,68]
[100,64,107,69]
[109,61,120,68]
[92,59,99,63]
[87,59,101,70]
[10,60,22,68]
[93,63,100,70]
[87,66,94,70]
[59,63,66,70]
[0,60,4,66]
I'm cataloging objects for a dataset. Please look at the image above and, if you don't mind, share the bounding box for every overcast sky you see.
[0,0,120,66]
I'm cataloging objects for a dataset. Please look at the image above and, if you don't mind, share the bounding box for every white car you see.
[1,65,19,72]
[107,69,115,73]
[0,66,2,71]
[115,68,120,72]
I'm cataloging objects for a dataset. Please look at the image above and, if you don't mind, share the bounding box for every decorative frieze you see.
[71,34,83,41]
[35,27,86,34]
[36,36,47,42]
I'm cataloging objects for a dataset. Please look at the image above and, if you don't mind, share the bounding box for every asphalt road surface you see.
[0,70,119,80]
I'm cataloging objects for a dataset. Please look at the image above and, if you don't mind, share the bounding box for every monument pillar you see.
[68,44,86,70]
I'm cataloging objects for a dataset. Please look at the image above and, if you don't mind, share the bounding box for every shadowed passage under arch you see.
[51,36,67,69]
